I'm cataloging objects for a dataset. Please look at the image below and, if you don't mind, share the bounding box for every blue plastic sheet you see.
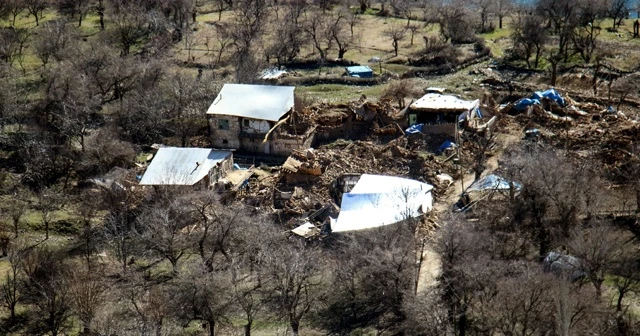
[436,140,456,153]
[468,174,522,192]
[514,98,540,110]
[405,123,424,135]
[515,89,565,111]
[532,88,565,106]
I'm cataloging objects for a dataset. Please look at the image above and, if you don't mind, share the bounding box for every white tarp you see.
[331,174,433,232]
[206,84,295,122]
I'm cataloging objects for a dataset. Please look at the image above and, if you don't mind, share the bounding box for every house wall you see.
[271,128,316,156]
[207,154,234,188]
[209,115,241,150]
[422,123,456,135]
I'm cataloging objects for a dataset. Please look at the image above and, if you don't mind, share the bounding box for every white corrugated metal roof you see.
[331,174,433,232]
[206,84,295,122]
[410,93,479,111]
[139,148,232,186]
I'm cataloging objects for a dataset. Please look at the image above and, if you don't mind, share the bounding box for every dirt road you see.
[416,131,521,293]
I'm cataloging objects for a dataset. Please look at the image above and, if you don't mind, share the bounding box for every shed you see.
[330,174,433,232]
[139,147,233,187]
[345,65,373,78]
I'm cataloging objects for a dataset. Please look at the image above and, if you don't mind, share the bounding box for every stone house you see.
[206,84,315,156]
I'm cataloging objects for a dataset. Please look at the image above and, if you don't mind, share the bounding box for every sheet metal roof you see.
[346,66,373,74]
[139,148,232,186]
[331,174,433,232]
[206,84,295,122]
[410,93,479,111]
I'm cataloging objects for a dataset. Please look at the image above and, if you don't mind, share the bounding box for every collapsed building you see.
[139,147,234,189]
[206,84,315,156]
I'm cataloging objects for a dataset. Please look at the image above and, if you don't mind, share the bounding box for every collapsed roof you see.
[330,174,433,232]
[140,148,232,186]
[206,84,295,122]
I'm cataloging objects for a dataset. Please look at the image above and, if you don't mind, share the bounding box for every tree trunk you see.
[499,16,503,29]
[290,320,300,336]
[338,49,346,59]
[45,222,49,240]
[208,319,215,336]
[616,289,625,312]
[78,15,83,27]
[99,12,105,30]
[244,321,252,336]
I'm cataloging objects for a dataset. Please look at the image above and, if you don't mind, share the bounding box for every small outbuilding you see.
[345,65,373,78]
[404,93,480,135]
[139,147,233,188]
[330,174,433,232]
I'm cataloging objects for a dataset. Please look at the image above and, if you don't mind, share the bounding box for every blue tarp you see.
[405,123,424,135]
[532,89,565,106]
[436,140,456,153]
[345,66,373,78]
[514,89,565,111]
[514,98,540,110]
[468,174,522,192]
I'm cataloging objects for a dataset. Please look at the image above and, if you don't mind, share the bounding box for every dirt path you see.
[416,130,521,293]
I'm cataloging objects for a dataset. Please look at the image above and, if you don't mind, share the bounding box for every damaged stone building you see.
[403,93,481,135]
[206,84,315,156]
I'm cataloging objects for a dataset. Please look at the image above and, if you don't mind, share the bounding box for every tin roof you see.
[206,84,295,122]
[139,148,232,186]
[345,65,373,74]
[331,174,433,232]
[410,93,479,111]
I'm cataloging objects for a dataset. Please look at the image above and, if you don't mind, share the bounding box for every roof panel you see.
[331,174,433,232]
[410,93,479,111]
[139,148,232,185]
[206,84,295,122]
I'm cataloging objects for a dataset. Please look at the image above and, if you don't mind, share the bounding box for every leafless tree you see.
[25,0,47,26]
[261,239,323,336]
[54,0,92,26]
[471,0,496,33]
[304,12,331,61]
[67,263,107,335]
[21,247,72,336]
[610,73,640,110]
[495,0,514,29]
[3,0,25,27]
[1,241,27,322]
[36,188,60,240]
[608,0,627,30]
[137,203,196,276]
[572,0,607,63]
[384,25,406,56]
[437,0,476,43]
[511,15,547,69]
[568,221,633,298]
[382,79,418,108]
[7,198,26,238]
[34,20,75,69]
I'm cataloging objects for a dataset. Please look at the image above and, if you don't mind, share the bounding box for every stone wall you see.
[208,115,241,150]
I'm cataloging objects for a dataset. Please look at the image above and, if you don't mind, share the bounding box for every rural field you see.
[1,0,640,335]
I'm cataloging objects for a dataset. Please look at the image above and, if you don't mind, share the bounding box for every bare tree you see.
[25,0,47,26]
[36,188,60,240]
[8,197,26,238]
[261,239,323,336]
[568,222,633,298]
[67,264,107,335]
[3,0,25,27]
[54,0,92,26]
[511,13,547,69]
[1,242,27,322]
[471,0,496,33]
[382,79,418,108]
[495,0,514,29]
[384,25,406,56]
[21,247,72,336]
[608,0,627,31]
[437,0,476,43]
[34,20,74,69]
